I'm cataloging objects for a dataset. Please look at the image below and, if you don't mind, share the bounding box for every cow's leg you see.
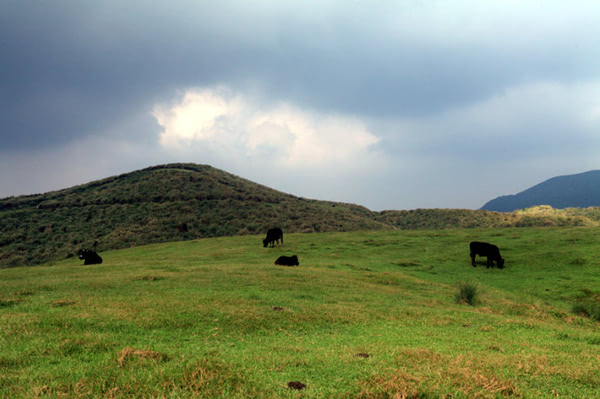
[471,252,476,267]
[486,257,492,268]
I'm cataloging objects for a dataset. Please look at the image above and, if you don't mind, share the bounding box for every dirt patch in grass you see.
[117,347,169,367]
[392,260,421,267]
[287,381,306,390]
[137,275,165,282]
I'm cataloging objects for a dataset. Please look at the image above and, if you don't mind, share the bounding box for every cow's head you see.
[77,249,97,260]
[498,258,505,269]
[77,249,89,260]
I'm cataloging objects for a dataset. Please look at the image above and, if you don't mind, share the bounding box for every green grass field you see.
[2,227,600,397]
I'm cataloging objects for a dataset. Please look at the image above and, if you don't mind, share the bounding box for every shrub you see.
[455,281,479,306]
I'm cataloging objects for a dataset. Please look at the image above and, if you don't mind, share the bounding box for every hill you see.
[481,170,600,212]
[2,163,600,267]
[0,164,387,267]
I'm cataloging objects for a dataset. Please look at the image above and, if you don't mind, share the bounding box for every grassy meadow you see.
[2,227,600,397]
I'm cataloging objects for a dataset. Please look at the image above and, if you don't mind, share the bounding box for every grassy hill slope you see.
[2,163,600,267]
[0,164,387,267]
[1,228,600,397]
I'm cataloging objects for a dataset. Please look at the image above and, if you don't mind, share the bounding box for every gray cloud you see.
[1,1,599,209]
[3,1,597,147]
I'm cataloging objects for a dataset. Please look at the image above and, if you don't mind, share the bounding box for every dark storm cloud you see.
[2,1,596,150]
[0,1,229,149]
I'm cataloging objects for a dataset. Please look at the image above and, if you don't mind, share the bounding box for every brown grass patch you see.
[399,348,442,364]
[180,362,227,391]
[117,347,169,367]
[357,348,521,397]
[177,359,254,395]
[358,371,426,398]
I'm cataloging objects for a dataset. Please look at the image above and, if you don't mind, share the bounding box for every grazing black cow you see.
[275,255,299,267]
[263,228,283,248]
[470,241,504,269]
[77,249,103,265]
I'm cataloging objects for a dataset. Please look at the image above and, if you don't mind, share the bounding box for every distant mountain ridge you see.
[481,170,600,212]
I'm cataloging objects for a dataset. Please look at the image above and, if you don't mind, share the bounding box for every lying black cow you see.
[470,241,504,269]
[77,249,103,265]
[275,255,299,267]
[263,228,284,248]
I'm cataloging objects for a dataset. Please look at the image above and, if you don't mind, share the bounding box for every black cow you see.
[275,255,299,267]
[77,249,103,265]
[470,241,504,269]
[263,228,284,248]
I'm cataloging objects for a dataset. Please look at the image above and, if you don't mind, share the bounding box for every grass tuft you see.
[455,281,479,306]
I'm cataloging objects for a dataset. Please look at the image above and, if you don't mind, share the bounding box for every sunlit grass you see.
[1,227,600,396]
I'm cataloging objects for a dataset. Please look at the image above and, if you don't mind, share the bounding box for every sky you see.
[1,1,599,211]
